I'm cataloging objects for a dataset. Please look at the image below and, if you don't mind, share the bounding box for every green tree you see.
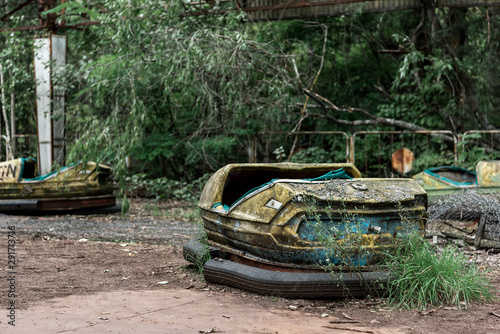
[1,1,499,184]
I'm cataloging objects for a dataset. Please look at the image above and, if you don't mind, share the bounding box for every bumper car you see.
[184,163,427,298]
[412,161,500,196]
[0,158,115,213]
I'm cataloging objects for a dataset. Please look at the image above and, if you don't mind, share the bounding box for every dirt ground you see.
[1,200,500,333]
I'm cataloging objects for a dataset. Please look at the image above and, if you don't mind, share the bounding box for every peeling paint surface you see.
[0,159,114,200]
[477,161,500,188]
[413,161,500,195]
[200,163,427,269]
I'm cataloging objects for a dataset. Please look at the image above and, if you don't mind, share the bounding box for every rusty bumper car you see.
[184,163,427,298]
[0,158,116,213]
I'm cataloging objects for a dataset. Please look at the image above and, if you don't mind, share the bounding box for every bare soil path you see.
[0,200,499,334]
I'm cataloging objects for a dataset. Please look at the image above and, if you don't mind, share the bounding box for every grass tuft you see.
[382,234,496,310]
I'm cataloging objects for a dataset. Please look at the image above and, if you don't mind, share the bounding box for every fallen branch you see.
[490,311,500,318]
[321,325,374,333]
[329,319,359,324]
[342,312,355,321]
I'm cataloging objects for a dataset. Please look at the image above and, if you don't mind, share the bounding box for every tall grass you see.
[383,234,496,310]
[190,217,213,274]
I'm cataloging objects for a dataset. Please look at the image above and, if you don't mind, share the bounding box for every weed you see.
[187,244,212,275]
[290,146,334,163]
[307,194,430,302]
[305,199,381,297]
[311,195,495,308]
[183,216,212,274]
[379,201,496,310]
[382,233,496,310]
[144,201,166,217]
[273,146,286,162]
[456,133,488,170]
[308,202,371,268]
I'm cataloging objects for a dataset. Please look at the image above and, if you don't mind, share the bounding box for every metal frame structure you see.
[462,130,500,157]
[2,0,500,31]
[0,0,100,32]
[259,130,500,177]
[350,130,457,176]
[1,1,499,174]
[188,0,500,21]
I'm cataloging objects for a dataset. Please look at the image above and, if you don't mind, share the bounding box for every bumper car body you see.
[412,161,500,196]
[0,158,115,212]
[186,163,428,298]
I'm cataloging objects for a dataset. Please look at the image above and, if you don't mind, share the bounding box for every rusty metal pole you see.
[39,0,58,31]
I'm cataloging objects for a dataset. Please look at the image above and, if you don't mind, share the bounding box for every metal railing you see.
[257,130,499,176]
[350,130,457,177]
[4,130,498,178]
[462,130,500,159]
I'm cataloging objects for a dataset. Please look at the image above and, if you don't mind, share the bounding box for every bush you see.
[126,173,211,203]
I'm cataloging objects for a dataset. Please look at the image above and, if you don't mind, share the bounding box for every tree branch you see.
[288,24,328,161]
[297,92,456,142]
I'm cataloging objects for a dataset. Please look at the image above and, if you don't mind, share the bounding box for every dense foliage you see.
[1,1,499,188]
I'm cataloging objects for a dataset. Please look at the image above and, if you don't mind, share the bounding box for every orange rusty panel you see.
[391,148,415,174]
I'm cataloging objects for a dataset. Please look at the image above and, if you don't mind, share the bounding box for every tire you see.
[204,259,389,299]
[183,237,224,264]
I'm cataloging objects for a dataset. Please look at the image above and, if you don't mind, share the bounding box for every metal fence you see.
[349,130,457,177]
[262,130,498,177]
[461,130,500,161]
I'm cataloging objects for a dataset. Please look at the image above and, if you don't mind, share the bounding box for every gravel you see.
[1,201,200,246]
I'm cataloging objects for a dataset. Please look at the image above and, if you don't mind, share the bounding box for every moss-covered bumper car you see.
[0,158,116,213]
[412,161,500,196]
[184,163,427,298]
